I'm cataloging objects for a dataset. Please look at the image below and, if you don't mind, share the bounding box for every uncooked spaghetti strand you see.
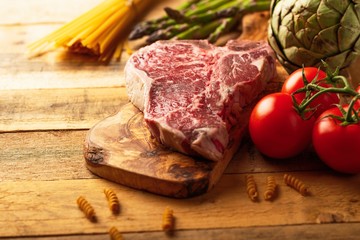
[113,41,124,61]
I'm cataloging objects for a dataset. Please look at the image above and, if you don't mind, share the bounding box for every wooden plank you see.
[7,223,360,240]
[0,130,94,181]
[0,87,129,132]
[0,37,128,90]
[0,130,327,182]
[0,174,359,237]
[0,0,103,25]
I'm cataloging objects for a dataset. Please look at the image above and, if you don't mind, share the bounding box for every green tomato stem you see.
[294,72,360,124]
[343,95,360,124]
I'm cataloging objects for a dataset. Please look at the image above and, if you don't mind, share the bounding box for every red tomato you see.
[249,93,315,159]
[312,105,360,174]
[281,67,339,117]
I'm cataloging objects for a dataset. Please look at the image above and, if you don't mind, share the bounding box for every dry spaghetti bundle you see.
[28,0,152,62]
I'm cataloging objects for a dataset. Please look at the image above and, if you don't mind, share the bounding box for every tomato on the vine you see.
[249,93,315,159]
[281,67,339,117]
[312,105,360,174]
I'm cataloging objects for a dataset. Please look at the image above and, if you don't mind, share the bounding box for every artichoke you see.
[268,0,360,73]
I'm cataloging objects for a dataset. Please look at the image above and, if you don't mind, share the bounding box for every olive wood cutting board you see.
[84,102,252,198]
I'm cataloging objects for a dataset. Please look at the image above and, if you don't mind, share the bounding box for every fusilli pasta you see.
[283,173,309,196]
[76,196,96,222]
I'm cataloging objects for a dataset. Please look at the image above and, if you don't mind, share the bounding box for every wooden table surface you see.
[1,0,360,239]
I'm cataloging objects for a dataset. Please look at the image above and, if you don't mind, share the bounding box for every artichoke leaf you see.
[325,49,355,69]
[324,0,350,15]
[294,14,306,34]
[311,25,340,54]
[279,25,304,49]
[268,28,287,60]
[341,3,360,29]
[284,46,323,67]
[355,3,360,22]
[355,35,360,51]
[299,14,321,48]
[338,4,360,51]
[306,13,321,30]
[280,0,296,19]
[338,26,360,52]
[317,1,342,28]
[281,12,294,32]
[297,0,319,13]
[270,1,282,34]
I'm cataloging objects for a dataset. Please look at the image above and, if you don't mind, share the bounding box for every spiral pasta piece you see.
[104,188,120,214]
[246,175,258,201]
[109,226,123,240]
[283,173,309,196]
[76,196,96,221]
[264,176,277,200]
[162,207,174,233]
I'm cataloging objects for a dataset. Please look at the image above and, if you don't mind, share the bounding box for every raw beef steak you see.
[125,40,276,161]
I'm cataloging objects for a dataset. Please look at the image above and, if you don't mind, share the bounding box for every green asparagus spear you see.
[165,6,239,23]
[174,21,221,40]
[146,24,190,43]
[207,16,239,43]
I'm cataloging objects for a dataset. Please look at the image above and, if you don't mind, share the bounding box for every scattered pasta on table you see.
[76,196,96,222]
[246,175,258,202]
[104,188,121,214]
[109,226,123,240]
[283,173,309,196]
[264,176,277,201]
[162,207,175,234]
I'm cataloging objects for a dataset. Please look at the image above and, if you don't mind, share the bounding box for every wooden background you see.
[1,0,360,239]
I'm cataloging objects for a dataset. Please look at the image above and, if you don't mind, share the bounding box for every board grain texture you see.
[1,0,360,239]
